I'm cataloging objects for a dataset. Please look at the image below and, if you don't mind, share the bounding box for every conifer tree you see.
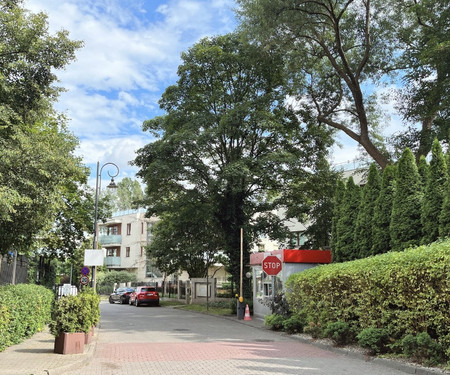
[417,155,429,192]
[421,139,448,244]
[439,153,450,238]
[372,165,396,255]
[354,164,381,258]
[331,179,346,262]
[390,148,423,251]
[336,177,360,262]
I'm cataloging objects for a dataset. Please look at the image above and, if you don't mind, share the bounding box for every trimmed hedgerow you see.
[285,239,450,363]
[0,284,54,351]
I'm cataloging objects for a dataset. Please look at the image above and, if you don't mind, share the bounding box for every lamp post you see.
[92,161,119,291]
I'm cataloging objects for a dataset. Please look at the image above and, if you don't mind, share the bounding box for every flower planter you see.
[54,332,85,354]
[84,326,94,344]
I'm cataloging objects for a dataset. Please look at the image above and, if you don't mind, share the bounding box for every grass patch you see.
[176,303,233,316]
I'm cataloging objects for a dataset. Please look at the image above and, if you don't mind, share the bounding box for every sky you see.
[25,0,404,187]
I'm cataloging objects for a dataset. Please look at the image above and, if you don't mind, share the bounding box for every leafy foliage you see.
[285,240,450,360]
[134,33,332,285]
[390,148,423,251]
[439,153,450,237]
[371,165,396,255]
[421,139,448,244]
[357,328,390,354]
[0,284,53,351]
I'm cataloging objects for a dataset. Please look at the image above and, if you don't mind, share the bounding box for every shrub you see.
[0,284,54,351]
[283,314,306,334]
[357,327,389,354]
[402,332,446,366]
[303,322,323,339]
[264,314,286,331]
[285,240,450,358]
[324,321,356,346]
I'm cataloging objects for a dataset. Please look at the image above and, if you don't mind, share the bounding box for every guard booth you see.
[249,249,332,318]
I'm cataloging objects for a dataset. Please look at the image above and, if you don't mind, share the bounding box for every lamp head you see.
[107,178,118,189]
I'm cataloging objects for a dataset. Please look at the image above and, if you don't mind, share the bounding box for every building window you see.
[126,247,130,257]
[141,222,144,234]
[141,246,144,257]
[257,243,265,252]
[108,224,121,235]
[127,223,131,235]
[106,247,120,257]
[290,231,306,248]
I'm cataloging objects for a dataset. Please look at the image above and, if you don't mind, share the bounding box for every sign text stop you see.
[262,255,282,276]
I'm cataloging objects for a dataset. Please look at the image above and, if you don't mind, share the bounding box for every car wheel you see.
[109,297,114,304]
[129,299,133,305]
[120,296,125,304]
[135,299,139,307]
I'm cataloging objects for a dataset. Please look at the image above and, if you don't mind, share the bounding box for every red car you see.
[129,286,160,307]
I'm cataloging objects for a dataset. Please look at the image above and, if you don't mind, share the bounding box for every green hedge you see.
[0,284,54,351]
[285,240,450,360]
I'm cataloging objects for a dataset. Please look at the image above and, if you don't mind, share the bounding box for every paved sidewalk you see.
[0,312,447,375]
[0,327,97,375]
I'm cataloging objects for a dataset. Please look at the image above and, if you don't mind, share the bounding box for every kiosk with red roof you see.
[249,249,332,318]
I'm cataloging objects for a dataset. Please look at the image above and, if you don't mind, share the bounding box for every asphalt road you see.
[65,301,412,375]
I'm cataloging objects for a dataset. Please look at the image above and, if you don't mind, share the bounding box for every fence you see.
[0,254,29,285]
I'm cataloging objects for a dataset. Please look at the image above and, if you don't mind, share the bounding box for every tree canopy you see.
[134,33,332,286]
[236,0,449,167]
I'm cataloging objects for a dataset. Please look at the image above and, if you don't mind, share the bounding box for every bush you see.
[283,314,306,334]
[303,322,323,339]
[357,328,389,354]
[324,321,356,346]
[0,284,54,351]
[49,291,100,336]
[402,332,446,366]
[264,314,286,331]
[285,240,450,359]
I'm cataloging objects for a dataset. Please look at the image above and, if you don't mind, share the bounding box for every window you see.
[127,223,131,235]
[141,246,144,257]
[126,247,130,257]
[106,247,120,257]
[141,222,144,234]
[108,224,121,235]
[257,243,265,252]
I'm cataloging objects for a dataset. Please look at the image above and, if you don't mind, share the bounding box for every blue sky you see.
[25,0,403,187]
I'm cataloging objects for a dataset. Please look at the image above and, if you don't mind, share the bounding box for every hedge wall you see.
[285,240,450,357]
[0,284,54,351]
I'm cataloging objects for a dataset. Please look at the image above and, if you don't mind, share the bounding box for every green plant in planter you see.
[49,295,90,336]
[78,288,100,328]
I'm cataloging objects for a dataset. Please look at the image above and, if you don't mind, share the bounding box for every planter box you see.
[54,332,85,354]
[85,326,94,344]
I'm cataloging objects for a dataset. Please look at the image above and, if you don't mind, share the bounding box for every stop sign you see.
[262,255,282,276]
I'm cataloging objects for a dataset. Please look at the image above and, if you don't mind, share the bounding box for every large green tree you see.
[0,0,82,130]
[394,0,449,158]
[421,139,448,244]
[331,179,346,258]
[0,0,86,258]
[237,0,399,168]
[134,33,332,286]
[237,0,449,167]
[390,148,423,251]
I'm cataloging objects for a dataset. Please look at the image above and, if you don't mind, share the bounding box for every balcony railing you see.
[105,256,121,267]
[98,234,122,245]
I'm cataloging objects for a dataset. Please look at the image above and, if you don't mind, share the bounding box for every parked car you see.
[109,287,135,304]
[129,286,159,307]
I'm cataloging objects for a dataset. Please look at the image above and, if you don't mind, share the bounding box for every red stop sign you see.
[262,255,282,276]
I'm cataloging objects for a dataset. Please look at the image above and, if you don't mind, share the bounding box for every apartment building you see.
[98,209,161,282]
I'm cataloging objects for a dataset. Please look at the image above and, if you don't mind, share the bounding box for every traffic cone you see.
[244,304,252,321]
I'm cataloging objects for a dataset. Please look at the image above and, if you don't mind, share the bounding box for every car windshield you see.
[140,288,156,292]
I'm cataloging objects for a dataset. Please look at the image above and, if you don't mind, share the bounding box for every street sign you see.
[80,275,90,285]
[81,266,90,276]
[262,255,282,276]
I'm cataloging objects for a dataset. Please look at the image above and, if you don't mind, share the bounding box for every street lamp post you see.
[92,161,119,291]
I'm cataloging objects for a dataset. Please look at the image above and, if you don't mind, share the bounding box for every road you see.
[67,301,410,375]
